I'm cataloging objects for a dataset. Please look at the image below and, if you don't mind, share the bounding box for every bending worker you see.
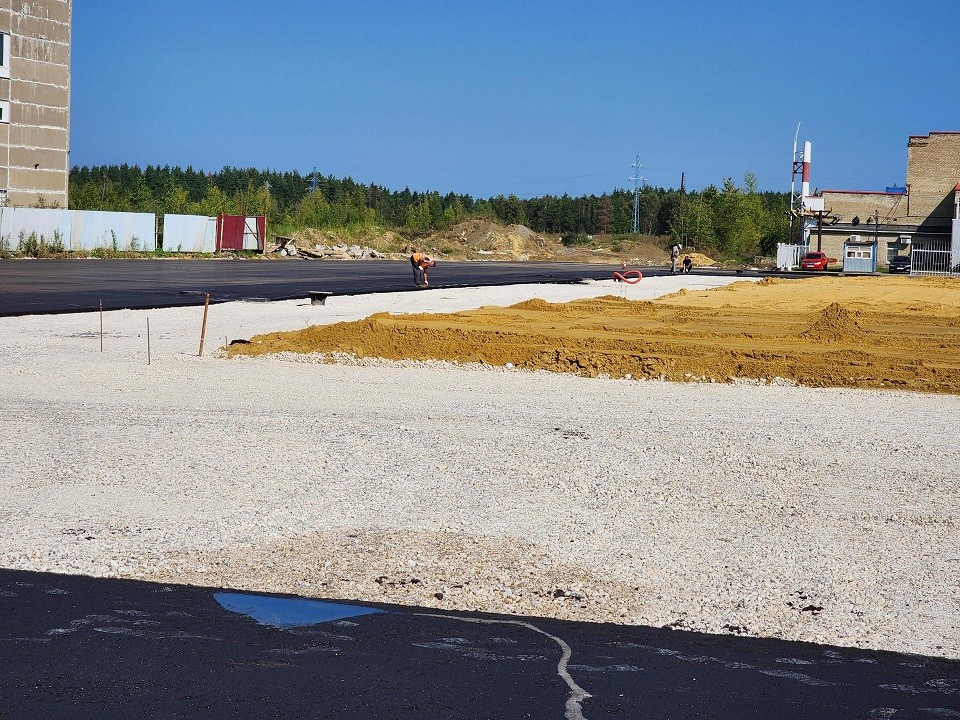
[410,249,435,288]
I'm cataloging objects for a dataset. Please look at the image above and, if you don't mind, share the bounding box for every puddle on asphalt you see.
[214,592,383,629]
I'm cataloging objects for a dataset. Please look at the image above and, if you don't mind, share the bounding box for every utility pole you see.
[628,152,645,234]
[872,208,880,267]
[809,209,835,253]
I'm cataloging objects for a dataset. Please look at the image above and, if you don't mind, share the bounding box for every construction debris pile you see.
[266,237,388,259]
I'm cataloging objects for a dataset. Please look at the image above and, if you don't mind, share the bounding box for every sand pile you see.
[801,302,866,343]
[681,251,716,267]
[229,276,960,394]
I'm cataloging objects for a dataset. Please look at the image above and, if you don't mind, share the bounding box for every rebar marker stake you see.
[198,292,210,357]
[147,316,151,365]
[99,299,103,352]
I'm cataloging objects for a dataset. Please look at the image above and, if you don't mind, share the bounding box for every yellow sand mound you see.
[682,251,716,266]
[229,276,960,394]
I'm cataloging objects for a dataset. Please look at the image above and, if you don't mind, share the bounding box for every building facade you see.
[807,132,960,272]
[0,0,71,209]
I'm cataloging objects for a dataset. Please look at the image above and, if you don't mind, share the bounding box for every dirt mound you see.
[283,219,675,264]
[419,221,671,264]
[510,298,556,311]
[422,219,561,261]
[229,276,960,394]
[682,252,716,267]
[801,302,866,343]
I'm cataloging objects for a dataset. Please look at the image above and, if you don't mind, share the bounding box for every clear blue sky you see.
[71,1,960,197]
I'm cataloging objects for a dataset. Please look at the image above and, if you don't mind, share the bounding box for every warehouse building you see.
[807,132,960,275]
[0,0,71,209]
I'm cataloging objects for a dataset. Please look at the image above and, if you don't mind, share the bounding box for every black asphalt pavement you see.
[2,569,957,719]
[0,259,621,315]
[0,259,776,316]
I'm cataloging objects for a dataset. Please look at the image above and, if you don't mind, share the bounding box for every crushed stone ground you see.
[1,275,957,659]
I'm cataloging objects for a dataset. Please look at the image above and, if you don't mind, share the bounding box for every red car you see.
[800,251,834,271]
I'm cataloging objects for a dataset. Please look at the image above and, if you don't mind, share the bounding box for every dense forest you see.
[69,165,792,257]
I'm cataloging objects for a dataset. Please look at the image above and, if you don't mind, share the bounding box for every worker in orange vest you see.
[410,249,435,288]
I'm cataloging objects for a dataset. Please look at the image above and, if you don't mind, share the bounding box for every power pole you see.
[628,151,645,234]
[809,209,835,253]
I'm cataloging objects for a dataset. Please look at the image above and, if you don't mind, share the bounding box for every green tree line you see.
[69,165,790,257]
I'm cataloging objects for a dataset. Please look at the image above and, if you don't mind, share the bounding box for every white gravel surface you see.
[0,275,957,659]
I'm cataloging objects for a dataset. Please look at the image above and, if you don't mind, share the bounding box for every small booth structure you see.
[842,236,877,274]
[216,215,266,252]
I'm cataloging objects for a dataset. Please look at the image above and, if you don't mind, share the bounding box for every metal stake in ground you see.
[99,299,103,352]
[147,316,151,366]
[198,292,210,357]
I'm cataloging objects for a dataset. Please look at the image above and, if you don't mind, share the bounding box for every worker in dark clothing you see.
[410,250,435,288]
[410,250,425,287]
[682,255,693,274]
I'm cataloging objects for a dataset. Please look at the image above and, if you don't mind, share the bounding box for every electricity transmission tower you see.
[628,151,645,234]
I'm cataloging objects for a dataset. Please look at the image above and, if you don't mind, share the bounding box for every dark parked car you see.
[888,256,911,273]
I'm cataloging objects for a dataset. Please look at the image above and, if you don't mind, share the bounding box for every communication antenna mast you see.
[789,122,802,242]
[310,166,319,193]
[628,151,646,234]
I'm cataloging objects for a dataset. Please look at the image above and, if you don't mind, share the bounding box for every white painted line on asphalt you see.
[416,612,592,720]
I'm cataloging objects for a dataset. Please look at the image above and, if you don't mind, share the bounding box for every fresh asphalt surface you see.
[2,570,957,720]
[0,259,783,316]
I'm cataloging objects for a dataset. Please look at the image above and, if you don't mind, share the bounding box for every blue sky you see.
[71,1,960,197]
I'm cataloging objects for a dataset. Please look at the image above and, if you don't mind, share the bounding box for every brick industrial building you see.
[0,0,71,209]
[807,132,960,273]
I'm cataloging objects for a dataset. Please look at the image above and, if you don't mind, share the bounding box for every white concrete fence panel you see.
[0,208,156,251]
[162,214,217,253]
[70,210,156,251]
[0,207,71,249]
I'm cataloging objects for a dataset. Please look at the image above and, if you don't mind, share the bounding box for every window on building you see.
[0,32,9,78]
[0,100,9,124]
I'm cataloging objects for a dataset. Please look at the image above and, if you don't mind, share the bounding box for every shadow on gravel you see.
[1,568,957,719]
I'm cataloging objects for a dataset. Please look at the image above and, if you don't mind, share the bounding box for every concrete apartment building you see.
[809,132,960,272]
[0,0,71,209]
